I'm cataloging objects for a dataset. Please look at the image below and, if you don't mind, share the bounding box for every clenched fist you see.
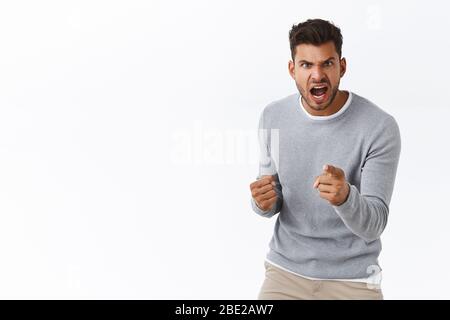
[249,175,278,211]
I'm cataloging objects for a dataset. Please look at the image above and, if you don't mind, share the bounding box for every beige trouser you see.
[258,261,383,300]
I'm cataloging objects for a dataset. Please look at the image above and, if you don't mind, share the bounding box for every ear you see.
[288,60,295,79]
[339,57,347,78]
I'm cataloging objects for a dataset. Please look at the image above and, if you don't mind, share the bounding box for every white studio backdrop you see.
[0,0,449,299]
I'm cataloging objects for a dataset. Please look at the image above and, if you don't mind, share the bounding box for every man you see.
[249,19,401,300]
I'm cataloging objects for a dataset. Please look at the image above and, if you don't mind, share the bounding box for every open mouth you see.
[309,84,329,104]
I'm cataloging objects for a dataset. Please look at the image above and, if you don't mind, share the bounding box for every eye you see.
[324,61,333,67]
[300,63,311,68]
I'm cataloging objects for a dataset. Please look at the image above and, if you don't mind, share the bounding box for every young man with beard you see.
[249,19,401,300]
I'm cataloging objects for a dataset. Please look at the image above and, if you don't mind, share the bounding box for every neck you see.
[302,90,349,117]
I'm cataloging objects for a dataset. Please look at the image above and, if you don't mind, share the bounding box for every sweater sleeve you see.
[251,108,283,218]
[332,116,402,242]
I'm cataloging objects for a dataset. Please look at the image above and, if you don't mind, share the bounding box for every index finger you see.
[250,175,274,189]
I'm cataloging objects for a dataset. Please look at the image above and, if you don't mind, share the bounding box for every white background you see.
[0,0,449,299]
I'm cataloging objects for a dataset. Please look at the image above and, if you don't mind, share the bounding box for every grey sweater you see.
[251,91,401,279]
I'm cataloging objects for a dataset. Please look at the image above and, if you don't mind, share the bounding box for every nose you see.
[310,65,326,83]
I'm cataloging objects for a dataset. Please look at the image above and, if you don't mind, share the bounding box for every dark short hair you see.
[289,19,343,62]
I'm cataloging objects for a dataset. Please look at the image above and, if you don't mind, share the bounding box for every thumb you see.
[323,164,336,176]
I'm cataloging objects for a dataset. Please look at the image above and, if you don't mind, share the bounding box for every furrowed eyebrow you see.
[298,57,336,64]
